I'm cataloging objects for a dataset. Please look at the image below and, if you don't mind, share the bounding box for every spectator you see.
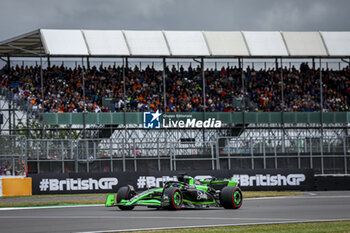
[5,165,12,176]
[1,64,349,113]
[0,166,5,175]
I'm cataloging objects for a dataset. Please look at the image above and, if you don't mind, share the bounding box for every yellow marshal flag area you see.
[0,177,32,197]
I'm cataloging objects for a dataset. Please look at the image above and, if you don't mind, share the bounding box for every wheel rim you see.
[173,191,181,206]
[233,190,242,205]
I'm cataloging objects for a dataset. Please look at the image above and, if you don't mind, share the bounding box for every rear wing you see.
[199,178,238,187]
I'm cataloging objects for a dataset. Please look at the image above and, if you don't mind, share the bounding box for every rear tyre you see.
[117,185,135,210]
[220,186,243,209]
[164,187,183,210]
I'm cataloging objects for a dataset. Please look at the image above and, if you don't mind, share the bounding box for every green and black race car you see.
[105,174,243,210]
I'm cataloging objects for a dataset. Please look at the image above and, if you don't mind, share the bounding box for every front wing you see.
[106,188,167,208]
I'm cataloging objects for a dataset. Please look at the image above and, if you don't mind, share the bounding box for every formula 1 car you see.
[105,175,242,210]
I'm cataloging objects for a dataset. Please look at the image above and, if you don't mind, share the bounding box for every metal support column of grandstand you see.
[6,55,12,136]
[123,57,127,125]
[162,57,169,155]
[6,55,10,69]
[39,46,44,139]
[163,57,166,113]
[275,58,278,70]
[82,57,86,139]
[281,58,285,153]
[320,58,324,174]
[123,57,128,171]
[47,55,50,67]
[241,58,245,130]
[201,57,206,142]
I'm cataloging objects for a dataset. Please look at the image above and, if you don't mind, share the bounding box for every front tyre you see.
[220,186,243,209]
[117,185,135,210]
[164,187,183,210]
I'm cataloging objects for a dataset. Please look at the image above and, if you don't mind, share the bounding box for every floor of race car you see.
[0,191,350,233]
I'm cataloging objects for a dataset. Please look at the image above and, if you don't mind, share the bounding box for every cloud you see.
[0,0,349,41]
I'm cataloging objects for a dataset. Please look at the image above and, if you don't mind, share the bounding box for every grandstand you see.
[0,29,349,175]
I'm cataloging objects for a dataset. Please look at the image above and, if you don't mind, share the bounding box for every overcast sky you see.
[0,0,350,41]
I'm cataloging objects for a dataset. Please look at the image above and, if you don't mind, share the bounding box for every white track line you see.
[0,204,103,211]
[305,192,317,196]
[0,216,298,221]
[246,195,350,200]
[75,218,350,233]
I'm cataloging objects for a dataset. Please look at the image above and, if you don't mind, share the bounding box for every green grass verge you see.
[243,191,304,198]
[0,191,302,208]
[0,193,109,199]
[0,200,106,207]
[135,221,350,233]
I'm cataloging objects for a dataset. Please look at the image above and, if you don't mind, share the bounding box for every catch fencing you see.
[0,135,27,176]
[20,136,350,175]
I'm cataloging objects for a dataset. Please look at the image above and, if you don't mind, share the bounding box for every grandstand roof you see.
[0,29,349,58]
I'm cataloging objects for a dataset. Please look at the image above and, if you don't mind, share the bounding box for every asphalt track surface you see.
[0,191,350,233]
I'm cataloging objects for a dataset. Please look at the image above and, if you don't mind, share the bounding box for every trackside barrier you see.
[29,169,315,194]
[314,174,350,191]
[43,112,350,125]
[30,170,350,195]
[0,176,32,196]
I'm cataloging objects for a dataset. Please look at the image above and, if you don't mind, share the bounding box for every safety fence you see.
[218,136,349,175]
[20,136,350,175]
[0,134,348,175]
[2,59,349,72]
[0,135,27,176]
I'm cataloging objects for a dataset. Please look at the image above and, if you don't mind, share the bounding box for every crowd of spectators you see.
[0,165,12,175]
[1,63,349,113]
[0,159,27,176]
